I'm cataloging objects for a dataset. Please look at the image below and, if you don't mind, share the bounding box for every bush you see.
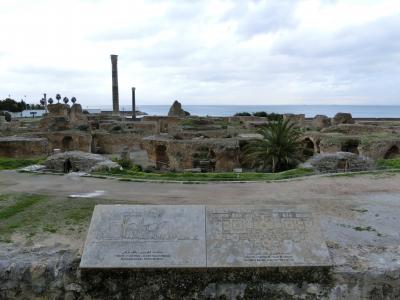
[250,111,283,121]
[0,111,11,122]
[267,113,283,122]
[112,156,132,169]
[130,164,143,172]
[252,111,268,117]
[234,112,252,116]
[111,125,122,132]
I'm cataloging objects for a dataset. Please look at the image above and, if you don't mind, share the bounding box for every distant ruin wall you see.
[0,137,49,158]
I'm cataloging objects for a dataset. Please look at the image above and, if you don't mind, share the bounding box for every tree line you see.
[0,98,44,112]
[234,111,283,121]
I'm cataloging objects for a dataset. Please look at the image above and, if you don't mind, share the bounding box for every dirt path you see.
[1,170,400,273]
[1,170,399,205]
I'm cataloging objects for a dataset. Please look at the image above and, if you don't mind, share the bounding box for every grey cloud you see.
[270,15,400,85]
[274,15,400,60]
[224,0,299,38]
[89,23,162,41]
[164,0,206,21]
[10,65,96,78]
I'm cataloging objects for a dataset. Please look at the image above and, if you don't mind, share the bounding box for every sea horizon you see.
[84,104,400,118]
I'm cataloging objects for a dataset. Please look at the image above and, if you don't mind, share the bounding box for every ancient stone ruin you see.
[44,151,120,173]
[168,100,190,117]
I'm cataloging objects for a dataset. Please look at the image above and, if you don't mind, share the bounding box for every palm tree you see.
[243,119,303,172]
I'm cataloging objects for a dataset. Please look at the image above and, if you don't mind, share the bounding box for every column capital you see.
[110,54,118,62]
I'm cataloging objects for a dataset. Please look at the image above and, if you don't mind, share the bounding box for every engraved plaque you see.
[80,205,206,268]
[206,205,331,267]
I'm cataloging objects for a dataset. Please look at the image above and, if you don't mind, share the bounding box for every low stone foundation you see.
[1,248,399,299]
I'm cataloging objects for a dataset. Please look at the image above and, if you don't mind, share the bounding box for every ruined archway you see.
[337,159,349,172]
[302,138,315,159]
[192,147,216,172]
[341,139,359,155]
[384,145,400,159]
[62,136,73,151]
[155,145,169,169]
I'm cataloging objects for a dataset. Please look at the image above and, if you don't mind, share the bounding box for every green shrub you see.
[252,111,268,117]
[130,164,143,172]
[234,112,252,116]
[0,111,11,122]
[117,157,132,169]
[377,158,400,169]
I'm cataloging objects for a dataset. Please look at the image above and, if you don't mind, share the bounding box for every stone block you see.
[80,205,206,268]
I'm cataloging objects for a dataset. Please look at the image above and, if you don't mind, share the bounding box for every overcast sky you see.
[0,0,399,107]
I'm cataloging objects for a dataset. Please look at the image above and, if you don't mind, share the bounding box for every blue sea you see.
[90,105,400,118]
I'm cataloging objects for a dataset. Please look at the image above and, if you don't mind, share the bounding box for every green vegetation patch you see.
[0,193,100,243]
[377,158,400,169]
[0,157,44,170]
[0,194,45,220]
[95,167,314,182]
[0,192,143,243]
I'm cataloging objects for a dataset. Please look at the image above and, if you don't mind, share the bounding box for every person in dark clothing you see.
[63,158,72,173]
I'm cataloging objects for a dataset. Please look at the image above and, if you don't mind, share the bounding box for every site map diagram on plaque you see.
[80,204,331,268]
[206,205,331,267]
[80,205,206,268]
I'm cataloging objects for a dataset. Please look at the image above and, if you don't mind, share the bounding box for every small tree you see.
[48,98,53,104]
[63,97,69,104]
[243,119,303,172]
[71,97,76,104]
[56,94,61,103]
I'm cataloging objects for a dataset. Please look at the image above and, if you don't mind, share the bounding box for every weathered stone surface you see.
[283,114,305,126]
[321,123,386,135]
[69,103,88,129]
[39,103,89,131]
[168,100,190,117]
[308,152,374,173]
[44,151,120,172]
[0,136,49,158]
[206,205,331,267]
[142,137,241,172]
[332,112,354,125]
[80,205,206,268]
[81,205,331,269]
[312,115,331,130]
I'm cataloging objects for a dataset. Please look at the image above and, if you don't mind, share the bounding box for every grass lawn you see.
[0,192,156,243]
[95,167,314,182]
[0,157,44,170]
[0,193,99,243]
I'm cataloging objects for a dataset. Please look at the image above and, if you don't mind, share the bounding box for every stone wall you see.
[92,132,143,154]
[142,116,181,133]
[142,137,241,172]
[0,136,49,158]
[1,249,399,299]
[43,131,92,153]
[39,103,88,131]
[308,152,374,173]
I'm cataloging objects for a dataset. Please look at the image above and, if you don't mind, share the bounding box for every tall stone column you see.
[131,87,136,120]
[110,54,119,114]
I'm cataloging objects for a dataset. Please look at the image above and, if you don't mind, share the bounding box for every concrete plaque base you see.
[80,205,206,268]
[80,205,331,268]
